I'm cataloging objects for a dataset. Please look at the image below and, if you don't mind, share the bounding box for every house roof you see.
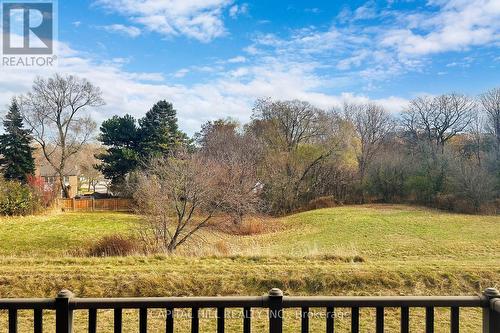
[38,163,80,177]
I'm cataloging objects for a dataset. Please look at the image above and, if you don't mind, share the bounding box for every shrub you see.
[238,218,266,235]
[434,194,456,211]
[481,199,500,215]
[405,175,441,204]
[0,179,38,215]
[216,217,268,236]
[87,235,139,257]
[307,196,337,210]
[450,161,496,213]
[452,199,476,214]
[26,175,57,208]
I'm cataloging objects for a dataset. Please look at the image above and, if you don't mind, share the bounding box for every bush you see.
[307,196,337,210]
[480,199,500,215]
[450,161,496,213]
[238,218,266,235]
[87,235,139,257]
[26,175,57,208]
[0,179,39,215]
[405,175,441,204]
[217,217,268,236]
[364,151,409,203]
[434,194,456,211]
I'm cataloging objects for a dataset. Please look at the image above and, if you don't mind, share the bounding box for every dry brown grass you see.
[210,215,283,236]
[87,235,141,257]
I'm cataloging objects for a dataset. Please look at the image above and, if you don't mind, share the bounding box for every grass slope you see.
[257,205,499,261]
[0,205,498,332]
[0,212,138,256]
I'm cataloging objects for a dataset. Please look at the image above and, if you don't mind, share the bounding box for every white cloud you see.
[102,24,141,38]
[94,0,236,42]
[242,0,499,87]
[4,0,497,140]
[381,0,500,56]
[0,41,408,135]
[228,56,247,63]
[229,3,249,18]
[353,2,377,20]
[174,69,190,78]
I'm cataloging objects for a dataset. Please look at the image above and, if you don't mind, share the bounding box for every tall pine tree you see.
[0,99,35,182]
[96,101,192,187]
[139,100,190,158]
[96,114,141,184]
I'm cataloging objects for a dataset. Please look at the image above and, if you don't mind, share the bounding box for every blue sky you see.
[1,0,499,133]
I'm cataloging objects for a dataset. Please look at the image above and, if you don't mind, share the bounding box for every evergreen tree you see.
[96,115,140,184]
[96,101,192,187]
[0,99,35,182]
[139,100,190,157]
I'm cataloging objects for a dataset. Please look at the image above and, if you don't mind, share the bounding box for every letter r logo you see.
[2,2,53,54]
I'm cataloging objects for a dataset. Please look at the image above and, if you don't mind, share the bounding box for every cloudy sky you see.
[1,0,499,134]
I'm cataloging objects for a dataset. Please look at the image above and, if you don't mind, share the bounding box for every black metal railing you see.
[1,287,499,332]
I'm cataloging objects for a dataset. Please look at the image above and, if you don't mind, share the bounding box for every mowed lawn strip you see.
[258,205,500,260]
[0,212,139,255]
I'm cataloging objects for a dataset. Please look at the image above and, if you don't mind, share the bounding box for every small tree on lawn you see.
[134,153,233,253]
[0,99,35,182]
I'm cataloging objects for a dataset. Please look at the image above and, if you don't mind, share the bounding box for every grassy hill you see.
[1,205,498,260]
[0,205,498,332]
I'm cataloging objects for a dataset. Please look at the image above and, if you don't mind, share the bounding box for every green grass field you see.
[0,205,498,332]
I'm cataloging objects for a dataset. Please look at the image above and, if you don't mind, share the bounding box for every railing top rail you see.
[0,299,56,310]
[0,293,492,310]
[70,295,483,309]
[283,296,483,308]
[71,296,266,309]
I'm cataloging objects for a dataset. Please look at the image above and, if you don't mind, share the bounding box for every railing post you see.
[268,288,283,333]
[56,289,74,333]
[482,288,500,333]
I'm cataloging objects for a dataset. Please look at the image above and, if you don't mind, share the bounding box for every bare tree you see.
[480,88,500,153]
[196,119,262,223]
[402,94,476,148]
[250,99,343,213]
[464,113,487,166]
[451,158,496,212]
[344,102,394,181]
[20,74,104,197]
[252,98,325,151]
[134,153,258,253]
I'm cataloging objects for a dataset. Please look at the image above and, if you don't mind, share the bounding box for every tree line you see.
[98,90,500,216]
[0,74,499,221]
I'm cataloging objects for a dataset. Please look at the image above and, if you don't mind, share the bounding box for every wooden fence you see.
[1,287,499,333]
[57,198,133,212]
